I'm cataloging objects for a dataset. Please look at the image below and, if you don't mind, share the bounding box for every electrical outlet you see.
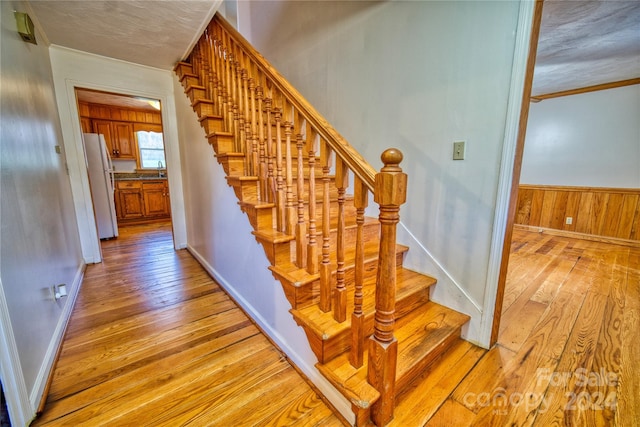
[453,141,465,160]
[566,217,573,225]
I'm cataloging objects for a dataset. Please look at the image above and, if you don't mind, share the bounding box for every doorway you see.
[492,0,640,344]
[75,88,173,250]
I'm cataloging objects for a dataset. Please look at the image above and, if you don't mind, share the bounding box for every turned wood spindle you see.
[306,134,319,274]
[295,133,307,268]
[274,108,285,232]
[350,177,368,368]
[333,158,349,323]
[319,141,332,312]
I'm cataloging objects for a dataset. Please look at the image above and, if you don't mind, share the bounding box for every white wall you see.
[238,1,529,345]
[173,78,354,422]
[0,2,84,424]
[48,46,188,264]
[521,85,640,188]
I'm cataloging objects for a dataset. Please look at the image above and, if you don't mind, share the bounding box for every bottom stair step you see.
[316,301,470,424]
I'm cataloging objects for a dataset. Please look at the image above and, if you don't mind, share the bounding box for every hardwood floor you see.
[422,228,639,426]
[33,222,340,426]
[33,224,638,426]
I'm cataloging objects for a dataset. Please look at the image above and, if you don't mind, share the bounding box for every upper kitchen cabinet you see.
[79,98,162,163]
[92,120,135,160]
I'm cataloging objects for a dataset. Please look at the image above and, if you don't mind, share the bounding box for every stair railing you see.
[177,12,408,424]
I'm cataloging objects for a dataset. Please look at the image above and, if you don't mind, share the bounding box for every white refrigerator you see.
[83,133,119,239]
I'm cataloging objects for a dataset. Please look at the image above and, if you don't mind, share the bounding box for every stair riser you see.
[302,280,431,364]
[255,237,293,265]
[396,328,462,394]
[242,204,275,230]
[217,155,245,176]
[209,134,236,154]
[181,75,199,89]
[227,180,258,202]
[200,116,225,134]
[174,62,193,78]
[193,100,216,117]
[186,86,206,104]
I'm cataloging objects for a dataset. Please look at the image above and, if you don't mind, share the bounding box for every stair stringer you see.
[173,76,356,424]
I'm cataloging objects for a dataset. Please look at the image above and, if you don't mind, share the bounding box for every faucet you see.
[158,161,164,177]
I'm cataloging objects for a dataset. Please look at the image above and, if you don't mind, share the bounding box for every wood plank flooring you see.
[33,222,340,426]
[33,224,638,426]
[422,228,639,427]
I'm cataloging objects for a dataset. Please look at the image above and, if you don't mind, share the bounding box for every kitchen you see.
[78,88,171,240]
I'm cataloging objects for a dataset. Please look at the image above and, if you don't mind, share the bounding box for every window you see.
[137,131,166,169]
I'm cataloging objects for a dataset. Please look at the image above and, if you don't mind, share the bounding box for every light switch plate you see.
[453,141,465,160]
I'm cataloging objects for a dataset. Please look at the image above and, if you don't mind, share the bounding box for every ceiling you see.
[533,0,640,96]
[28,0,220,70]
[26,0,639,99]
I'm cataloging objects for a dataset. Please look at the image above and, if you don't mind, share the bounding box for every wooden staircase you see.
[175,13,471,426]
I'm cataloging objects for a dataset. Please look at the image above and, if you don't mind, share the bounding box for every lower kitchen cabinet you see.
[115,179,170,224]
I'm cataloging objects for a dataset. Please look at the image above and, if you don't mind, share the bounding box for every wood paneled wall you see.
[78,102,162,125]
[515,185,640,241]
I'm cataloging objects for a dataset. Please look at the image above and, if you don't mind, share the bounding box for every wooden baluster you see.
[203,32,212,100]
[211,32,221,115]
[295,133,307,268]
[274,108,285,231]
[257,86,268,201]
[214,35,225,117]
[224,42,234,137]
[206,30,216,105]
[306,132,319,274]
[231,53,241,157]
[333,158,349,323]
[250,78,259,180]
[265,98,275,203]
[284,116,295,235]
[243,71,253,174]
[368,148,407,426]
[319,141,332,312]
[350,177,368,368]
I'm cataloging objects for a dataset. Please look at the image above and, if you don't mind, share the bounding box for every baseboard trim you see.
[30,263,86,414]
[186,244,354,425]
[514,224,640,248]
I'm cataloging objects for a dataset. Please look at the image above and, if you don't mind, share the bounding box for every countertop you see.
[114,172,167,181]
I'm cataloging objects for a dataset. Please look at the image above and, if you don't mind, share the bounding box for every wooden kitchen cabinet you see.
[115,179,170,224]
[93,120,136,160]
[115,181,144,220]
[112,122,136,159]
[142,181,170,217]
[80,117,92,133]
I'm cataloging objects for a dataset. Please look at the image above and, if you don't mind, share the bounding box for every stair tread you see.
[316,301,469,408]
[239,200,275,210]
[316,358,380,410]
[193,98,215,105]
[208,131,234,138]
[215,151,244,158]
[292,268,432,339]
[252,229,295,243]
[226,175,259,183]
[198,113,223,121]
[394,302,470,386]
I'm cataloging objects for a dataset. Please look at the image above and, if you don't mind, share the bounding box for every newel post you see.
[368,148,407,426]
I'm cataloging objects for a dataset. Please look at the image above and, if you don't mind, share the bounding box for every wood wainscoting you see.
[515,185,640,245]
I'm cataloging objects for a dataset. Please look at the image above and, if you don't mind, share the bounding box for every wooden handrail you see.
[213,13,376,192]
